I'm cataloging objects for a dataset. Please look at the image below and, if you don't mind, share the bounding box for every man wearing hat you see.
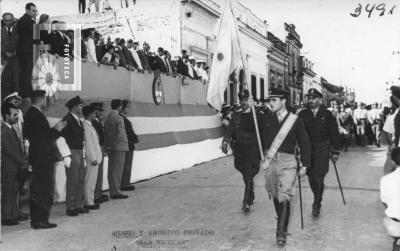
[90,102,109,203]
[24,90,66,229]
[61,96,87,216]
[259,88,311,246]
[222,89,261,213]
[299,88,340,217]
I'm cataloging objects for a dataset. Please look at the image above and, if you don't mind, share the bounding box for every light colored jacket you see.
[104,110,129,152]
[83,120,103,163]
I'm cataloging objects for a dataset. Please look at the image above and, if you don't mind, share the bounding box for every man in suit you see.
[4,92,30,220]
[154,47,168,73]
[260,88,311,246]
[82,106,102,210]
[119,39,137,70]
[1,13,19,98]
[24,90,66,229]
[104,99,129,199]
[17,3,38,98]
[137,42,152,73]
[120,100,138,191]
[61,96,88,216]
[298,88,340,217]
[48,21,70,57]
[127,40,143,72]
[90,102,109,204]
[1,103,29,226]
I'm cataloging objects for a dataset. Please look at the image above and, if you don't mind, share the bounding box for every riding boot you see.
[313,183,324,217]
[249,179,255,205]
[242,178,251,213]
[277,201,290,246]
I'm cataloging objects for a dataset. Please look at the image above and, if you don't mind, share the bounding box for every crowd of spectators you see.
[1,2,210,101]
[1,89,139,228]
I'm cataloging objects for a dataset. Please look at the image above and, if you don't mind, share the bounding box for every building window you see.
[251,74,257,101]
[260,77,265,101]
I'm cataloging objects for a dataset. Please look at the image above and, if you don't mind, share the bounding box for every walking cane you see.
[331,157,346,205]
[295,149,304,230]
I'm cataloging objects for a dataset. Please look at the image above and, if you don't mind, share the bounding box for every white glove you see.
[64,157,71,168]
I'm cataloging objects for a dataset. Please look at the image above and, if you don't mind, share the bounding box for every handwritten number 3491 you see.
[350,3,396,18]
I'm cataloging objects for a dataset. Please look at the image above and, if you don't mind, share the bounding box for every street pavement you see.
[1,146,392,251]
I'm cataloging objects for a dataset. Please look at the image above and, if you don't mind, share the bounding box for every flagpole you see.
[229,0,264,160]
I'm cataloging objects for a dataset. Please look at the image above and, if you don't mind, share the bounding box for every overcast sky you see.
[243,0,400,103]
[3,0,400,103]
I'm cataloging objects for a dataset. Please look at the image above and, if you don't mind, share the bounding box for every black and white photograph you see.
[1,0,400,250]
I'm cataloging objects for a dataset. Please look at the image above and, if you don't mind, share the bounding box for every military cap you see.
[238,89,250,100]
[390,85,400,98]
[65,96,83,108]
[90,102,104,111]
[305,88,323,98]
[268,88,289,98]
[4,92,21,102]
[31,90,46,98]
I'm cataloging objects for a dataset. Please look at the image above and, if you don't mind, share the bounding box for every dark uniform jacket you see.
[120,113,138,151]
[23,106,60,166]
[223,111,260,145]
[61,113,84,150]
[298,107,341,152]
[260,112,311,168]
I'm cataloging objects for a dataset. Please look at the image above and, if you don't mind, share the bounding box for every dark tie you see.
[8,29,12,38]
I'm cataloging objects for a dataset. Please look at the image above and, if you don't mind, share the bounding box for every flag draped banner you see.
[206,0,243,111]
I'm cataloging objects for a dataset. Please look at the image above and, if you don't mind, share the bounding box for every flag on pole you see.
[206,0,243,111]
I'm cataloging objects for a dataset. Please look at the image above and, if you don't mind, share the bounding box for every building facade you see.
[180,0,271,104]
[267,32,289,93]
[284,23,303,107]
[301,56,317,99]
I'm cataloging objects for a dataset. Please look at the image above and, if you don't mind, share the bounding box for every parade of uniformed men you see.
[2,0,400,250]
[299,89,341,217]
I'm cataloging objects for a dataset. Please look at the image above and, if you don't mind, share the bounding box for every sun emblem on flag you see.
[32,51,61,104]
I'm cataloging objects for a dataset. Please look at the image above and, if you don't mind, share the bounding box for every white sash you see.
[262,113,298,169]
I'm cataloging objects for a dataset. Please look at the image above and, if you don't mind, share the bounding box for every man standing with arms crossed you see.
[298,88,341,217]
[260,88,311,246]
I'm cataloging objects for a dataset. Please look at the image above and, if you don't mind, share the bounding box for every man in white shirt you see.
[85,29,98,64]
[381,147,400,251]
[353,102,368,146]
[368,103,383,147]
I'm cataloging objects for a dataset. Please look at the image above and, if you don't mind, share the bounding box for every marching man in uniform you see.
[260,88,311,246]
[222,89,261,213]
[298,88,341,217]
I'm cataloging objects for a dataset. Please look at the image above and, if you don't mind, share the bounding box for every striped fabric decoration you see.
[45,61,225,201]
